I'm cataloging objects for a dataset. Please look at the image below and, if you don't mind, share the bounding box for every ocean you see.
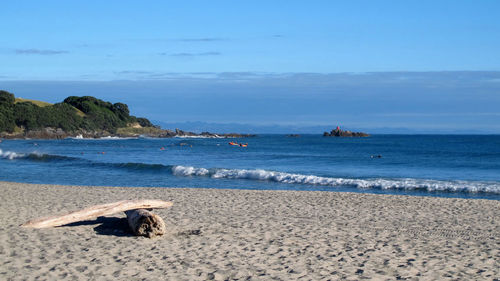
[1,135,499,200]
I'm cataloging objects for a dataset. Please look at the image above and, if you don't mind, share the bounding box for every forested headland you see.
[0,90,158,138]
[0,90,254,139]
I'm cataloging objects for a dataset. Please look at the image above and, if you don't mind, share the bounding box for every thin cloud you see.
[217,72,266,79]
[109,71,500,85]
[15,49,69,55]
[165,52,222,57]
[177,38,225,42]
[485,78,500,83]
[114,71,190,79]
[375,112,500,117]
[116,70,154,75]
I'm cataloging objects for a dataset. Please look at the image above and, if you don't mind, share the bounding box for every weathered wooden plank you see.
[21,200,173,229]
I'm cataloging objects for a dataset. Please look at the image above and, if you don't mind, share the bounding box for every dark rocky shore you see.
[0,127,255,140]
[323,127,369,137]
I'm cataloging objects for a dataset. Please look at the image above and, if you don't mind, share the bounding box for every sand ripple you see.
[0,182,498,280]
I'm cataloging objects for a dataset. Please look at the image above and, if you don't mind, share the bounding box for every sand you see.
[0,181,498,280]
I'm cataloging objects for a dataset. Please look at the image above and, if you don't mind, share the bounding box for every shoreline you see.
[1,178,499,201]
[1,181,498,280]
[0,127,256,140]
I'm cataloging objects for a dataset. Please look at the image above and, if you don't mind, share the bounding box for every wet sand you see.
[0,181,498,280]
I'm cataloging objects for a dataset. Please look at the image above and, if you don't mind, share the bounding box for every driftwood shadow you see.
[62,216,133,237]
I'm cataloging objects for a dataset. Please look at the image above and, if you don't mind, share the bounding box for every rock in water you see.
[323,127,369,137]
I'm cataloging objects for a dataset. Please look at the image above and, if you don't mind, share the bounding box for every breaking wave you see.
[171,165,500,194]
[174,135,223,139]
[67,136,139,140]
[172,165,209,176]
[0,149,79,162]
[0,149,24,160]
[2,148,499,194]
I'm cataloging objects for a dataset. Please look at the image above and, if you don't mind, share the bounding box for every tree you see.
[13,102,40,130]
[136,117,153,127]
[0,90,15,132]
[112,102,130,121]
[0,90,15,105]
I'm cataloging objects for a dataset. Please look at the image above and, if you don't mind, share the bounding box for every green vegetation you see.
[0,90,155,134]
[0,91,16,133]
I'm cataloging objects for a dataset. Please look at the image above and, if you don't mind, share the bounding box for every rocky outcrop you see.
[0,127,255,139]
[224,133,255,138]
[175,128,197,137]
[323,127,369,137]
[0,128,114,139]
[174,130,255,138]
[22,128,71,139]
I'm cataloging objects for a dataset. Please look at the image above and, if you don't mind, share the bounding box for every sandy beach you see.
[0,181,498,280]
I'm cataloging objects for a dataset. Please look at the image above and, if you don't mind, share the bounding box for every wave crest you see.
[0,149,24,160]
[0,149,79,162]
[3,149,499,194]
[172,165,500,194]
[172,165,209,176]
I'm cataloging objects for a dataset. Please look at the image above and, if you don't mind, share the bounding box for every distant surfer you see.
[371,155,382,158]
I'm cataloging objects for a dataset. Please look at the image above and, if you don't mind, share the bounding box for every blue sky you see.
[1,1,500,132]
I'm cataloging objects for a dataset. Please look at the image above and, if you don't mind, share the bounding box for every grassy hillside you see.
[1,90,154,134]
[15,98,53,107]
[15,97,86,117]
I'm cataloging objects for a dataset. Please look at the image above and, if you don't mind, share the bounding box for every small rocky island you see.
[0,90,255,139]
[323,126,369,137]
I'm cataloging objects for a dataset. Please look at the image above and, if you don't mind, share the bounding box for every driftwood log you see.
[125,209,167,237]
[21,200,173,233]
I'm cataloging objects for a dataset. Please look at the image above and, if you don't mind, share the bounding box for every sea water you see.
[0,135,499,200]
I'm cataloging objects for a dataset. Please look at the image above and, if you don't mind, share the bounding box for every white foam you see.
[171,165,500,194]
[0,149,24,160]
[67,136,138,140]
[99,136,138,140]
[172,165,209,176]
[174,135,222,139]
